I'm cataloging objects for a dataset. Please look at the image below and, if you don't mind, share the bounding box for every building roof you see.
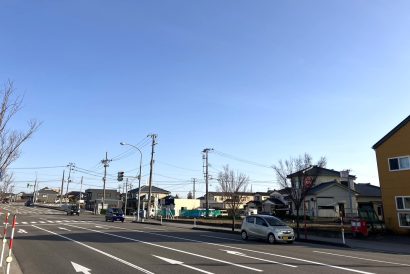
[262,197,285,205]
[354,183,381,197]
[372,115,410,149]
[37,188,59,194]
[129,185,170,194]
[208,191,254,196]
[287,166,356,179]
[307,180,359,195]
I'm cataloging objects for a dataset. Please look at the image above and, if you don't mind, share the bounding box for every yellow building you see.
[373,115,410,234]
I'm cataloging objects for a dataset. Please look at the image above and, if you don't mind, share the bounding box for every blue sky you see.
[1,1,409,196]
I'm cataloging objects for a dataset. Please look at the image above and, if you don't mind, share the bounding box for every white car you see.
[240,215,294,244]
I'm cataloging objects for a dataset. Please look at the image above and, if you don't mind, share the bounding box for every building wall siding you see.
[375,122,410,233]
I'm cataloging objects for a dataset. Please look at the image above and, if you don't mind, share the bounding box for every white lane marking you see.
[99,224,375,274]
[39,221,46,224]
[71,262,91,274]
[222,250,296,268]
[30,222,37,224]
[143,226,165,231]
[17,229,28,234]
[313,251,410,266]
[64,220,70,222]
[56,221,62,223]
[201,235,243,242]
[66,224,262,272]
[32,225,154,274]
[153,255,214,274]
[47,221,54,223]
[95,226,108,229]
[58,227,71,231]
[21,222,28,225]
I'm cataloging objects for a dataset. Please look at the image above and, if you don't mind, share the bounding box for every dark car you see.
[105,208,125,222]
[66,205,80,216]
[24,200,34,207]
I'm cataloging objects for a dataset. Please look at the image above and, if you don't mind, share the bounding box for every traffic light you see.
[117,171,124,181]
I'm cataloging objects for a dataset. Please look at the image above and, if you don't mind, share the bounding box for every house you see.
[355,183,383,221]
[202,192,254,210]
[372,115,410,234]
[126,185,170,213]
[286,166,359,219]
[36,188,59,203]
[84,189,121,212]
[159,196,200,217]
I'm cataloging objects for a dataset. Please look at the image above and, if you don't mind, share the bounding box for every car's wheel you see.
[267,233,276,244]
[105,218,108,222]
[121,219,124,223]
[111,218,114,222]
[241,231,248,240]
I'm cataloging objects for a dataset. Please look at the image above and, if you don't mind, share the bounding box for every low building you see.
[159,196,200,217]
[84,189,121,212]
[36,188,59,203]
[126,185,170,213]
[355,183,383,221]
[372,115,410,233]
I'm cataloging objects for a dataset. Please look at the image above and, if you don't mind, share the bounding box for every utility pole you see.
[101,152,111,212]
[192,178,197,199]
[147,134,157,219]
[33,177,38,204]
[202,148,213,217]
[124,178,128,216]
[66,162,75,203]
[60,170,65,206]
[79,176,83,208]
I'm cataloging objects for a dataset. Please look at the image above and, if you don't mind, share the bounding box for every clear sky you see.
[1,1,409,197]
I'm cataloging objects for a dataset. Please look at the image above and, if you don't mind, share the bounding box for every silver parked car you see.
[241,215,295,244]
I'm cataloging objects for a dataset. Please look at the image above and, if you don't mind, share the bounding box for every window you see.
[398,213,410,228]
[389,156,410,171]
[396,197,410,228]
[246,216,255,224]
[396,197,410,210]
[255,217,267,226]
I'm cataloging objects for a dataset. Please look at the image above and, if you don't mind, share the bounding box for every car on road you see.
[66,205,80,216]
[240,215,294,244]
[24,200,34,207]
[105,208,125,222]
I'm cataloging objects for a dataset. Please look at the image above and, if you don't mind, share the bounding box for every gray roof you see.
[129,185,170,194]
[308,181,359,195]
[372,115,410,149]
[37,188,59,194]
[354,183,381,197]
[287,166,356,179]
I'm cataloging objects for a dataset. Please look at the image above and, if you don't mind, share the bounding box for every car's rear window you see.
[112,208,123,214]
[265,217,286,226]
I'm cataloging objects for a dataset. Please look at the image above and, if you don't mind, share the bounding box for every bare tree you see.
[272,153,326,238]
[0,172,14,201]
[217,165,249,231]
[0,81,41,188]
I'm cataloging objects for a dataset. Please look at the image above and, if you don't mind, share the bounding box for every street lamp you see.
[120,142,143,222]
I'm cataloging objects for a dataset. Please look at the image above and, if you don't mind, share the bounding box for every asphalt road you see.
[1,204,409,274]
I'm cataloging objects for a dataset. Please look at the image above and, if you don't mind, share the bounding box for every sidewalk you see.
[139,218,410,255]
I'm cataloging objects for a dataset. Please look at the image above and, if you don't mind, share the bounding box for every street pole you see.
[192,178,196,199]
[101,153,111,212]
[341,170,353,219]
[79,176,83,209]
[202,148,213,217]
[125,178,128,216]
[120,142,143,222]
[66,163,75,203]
[60,170,65,206]
[147,134,157,219]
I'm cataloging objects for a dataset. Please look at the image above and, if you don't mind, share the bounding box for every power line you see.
[8,165,66,170]
[213,149,272,169]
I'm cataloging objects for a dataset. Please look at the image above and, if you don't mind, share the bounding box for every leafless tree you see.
[0,81,41,190]
[272,153,326,238]
[217,165,249,231]
[0,172,14,201]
